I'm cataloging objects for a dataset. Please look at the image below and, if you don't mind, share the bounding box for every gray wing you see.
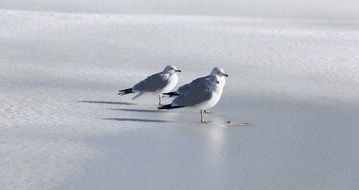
[177,76,207,94]
[133,72,169,92]
[173,81,213,107]
[189,76,208,86]
[177,84,191,94]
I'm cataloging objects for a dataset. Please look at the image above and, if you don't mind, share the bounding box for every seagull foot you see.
[204,110,212,114]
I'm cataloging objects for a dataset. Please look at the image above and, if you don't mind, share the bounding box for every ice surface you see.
[1,1,359,189]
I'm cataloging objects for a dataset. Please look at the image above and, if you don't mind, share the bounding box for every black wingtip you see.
[118,88,134,96]
[162,92,180,97]
[158,104,184,110]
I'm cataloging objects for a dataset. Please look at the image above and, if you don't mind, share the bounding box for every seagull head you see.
[211,67,228,77]
[164,65,181,74]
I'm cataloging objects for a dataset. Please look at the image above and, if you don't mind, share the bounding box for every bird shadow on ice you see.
[103,118,172,123]
[78,100,136,105]
[109,108,163,113]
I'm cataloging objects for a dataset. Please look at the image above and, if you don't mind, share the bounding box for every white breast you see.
[219,76,226,89]
[161,73,178,93]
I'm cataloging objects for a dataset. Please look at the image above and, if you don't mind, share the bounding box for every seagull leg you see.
[201,109,211,123]
[200,109,205,123]
[158,95,162,106]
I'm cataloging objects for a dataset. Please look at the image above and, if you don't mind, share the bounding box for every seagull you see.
[158,75,223,123]
[118,65,181,105]
[163,67,228,113]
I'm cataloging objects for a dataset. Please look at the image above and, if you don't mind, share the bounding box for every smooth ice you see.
[1,0,359,189]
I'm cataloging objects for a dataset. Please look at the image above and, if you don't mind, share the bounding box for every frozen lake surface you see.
[1,1,359,189]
